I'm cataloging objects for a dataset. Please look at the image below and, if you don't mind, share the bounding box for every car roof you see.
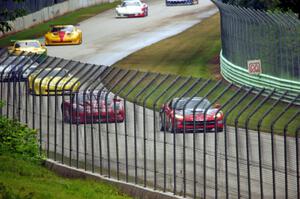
[14,40,40,43]
[51,25,74,27]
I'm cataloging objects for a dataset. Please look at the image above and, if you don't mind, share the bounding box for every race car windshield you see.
[121,1,141,6]
[36,69,70,78]
[15,41,40,48]
[173,98,211,110]
[51,26,73,32]
[76,92,114,104]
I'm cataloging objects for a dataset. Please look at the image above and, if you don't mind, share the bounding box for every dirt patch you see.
[209,55,222,80]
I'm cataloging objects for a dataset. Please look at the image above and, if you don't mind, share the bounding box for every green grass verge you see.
[114,13,221,79]
[0,155,131,199]
[0,1,120,47]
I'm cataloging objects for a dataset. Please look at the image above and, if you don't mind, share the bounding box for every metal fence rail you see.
[213,0,300,98]
[0,52,299,198]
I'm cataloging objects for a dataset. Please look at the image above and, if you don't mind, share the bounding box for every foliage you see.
[0,115,40,162]
[0,155,132,199]
[222,0,299,19]
[0,0,27,33]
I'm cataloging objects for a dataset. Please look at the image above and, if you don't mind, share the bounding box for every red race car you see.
[61,90,124,124]
[160,97,223,132]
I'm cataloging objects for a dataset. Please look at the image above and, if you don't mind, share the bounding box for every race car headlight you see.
[175,114,183,119]
[216,112,222,119]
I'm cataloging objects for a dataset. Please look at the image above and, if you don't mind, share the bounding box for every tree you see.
[222,0,299,19]
[0,0,26,34]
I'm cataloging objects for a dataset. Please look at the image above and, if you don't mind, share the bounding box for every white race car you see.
[116,0,148,18]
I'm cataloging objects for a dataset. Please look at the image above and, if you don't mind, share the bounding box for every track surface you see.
[47,0,217,65]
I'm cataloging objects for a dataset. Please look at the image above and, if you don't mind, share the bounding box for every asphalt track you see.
[3,0,298,198]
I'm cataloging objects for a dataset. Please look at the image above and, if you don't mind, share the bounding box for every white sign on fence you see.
[247,59,262,75]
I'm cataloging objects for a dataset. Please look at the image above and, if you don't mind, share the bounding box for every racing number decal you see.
[247,59,262,75]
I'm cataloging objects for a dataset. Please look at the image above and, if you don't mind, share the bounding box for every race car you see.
[0,55,39,82]
[28,67,80,95]
[44,25,82,45]
[8,40,47,56]
[166,0,198,6]
[116,0,148,18]
[61,90,125,124]
[160,97,223,132]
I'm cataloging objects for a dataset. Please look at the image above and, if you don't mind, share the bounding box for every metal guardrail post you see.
[77,66,113,171]
[256,91,287,198]
[165,77,200,197]
[155,76,193,194]
[187,80,222,198]
[73,66,114,169]
[296,127,300,199]
[120,72,150,183]
[269,94,300,199]
[132,73,160,187]
[152,75,181,191]
[283,111,300,199]
[201,83,233,198]
[213,86,244,198]
[83,67,119,172]
[103,70,131,177]
[39,59,74,160]
[244,89,275,197]
[233,88,265,199]
[111,70,139,181]
[175,79,211,197]
[16,53,46,121]
[30,56,60,129]
[143,74,170,187]
[0,52,25,117]
[76,66,114,171]
[223,87,253,198]
[60,63,100,165]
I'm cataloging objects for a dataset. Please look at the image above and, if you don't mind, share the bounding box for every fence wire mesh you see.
[213,0,300,82]
[0,51,299,198]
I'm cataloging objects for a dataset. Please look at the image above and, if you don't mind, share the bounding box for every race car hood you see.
[33,76,79,89]
[16,47,46,54]
[116,6,142,14]
[174,108,220,121]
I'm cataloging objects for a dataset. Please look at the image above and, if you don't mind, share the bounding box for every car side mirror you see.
[214,103,221,109]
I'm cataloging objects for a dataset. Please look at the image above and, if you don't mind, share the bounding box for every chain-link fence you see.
[0,0,67,15]
[213,0,300,95]
[0,51,299,198]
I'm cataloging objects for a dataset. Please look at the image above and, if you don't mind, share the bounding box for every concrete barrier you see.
[0,0,115,37]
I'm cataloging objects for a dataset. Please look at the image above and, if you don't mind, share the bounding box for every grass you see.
[114,13,222,79]
[0,1,120,47]
[0,155,131,199]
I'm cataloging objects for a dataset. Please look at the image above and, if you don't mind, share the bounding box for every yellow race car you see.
[28,67,80,95]
[8,40,47,55]
[44,25,82,45]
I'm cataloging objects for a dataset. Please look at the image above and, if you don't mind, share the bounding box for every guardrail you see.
[0,51,299,198]
[213,0,300,99]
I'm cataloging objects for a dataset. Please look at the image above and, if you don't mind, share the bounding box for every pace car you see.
[0,55,39,82]
[116,0,148,18]
[28,67,80,95]
[160,97,223,132]
[166,0,198,6]
[44,25,82,45]
[61,90,125,124]
[8,40,47,56]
